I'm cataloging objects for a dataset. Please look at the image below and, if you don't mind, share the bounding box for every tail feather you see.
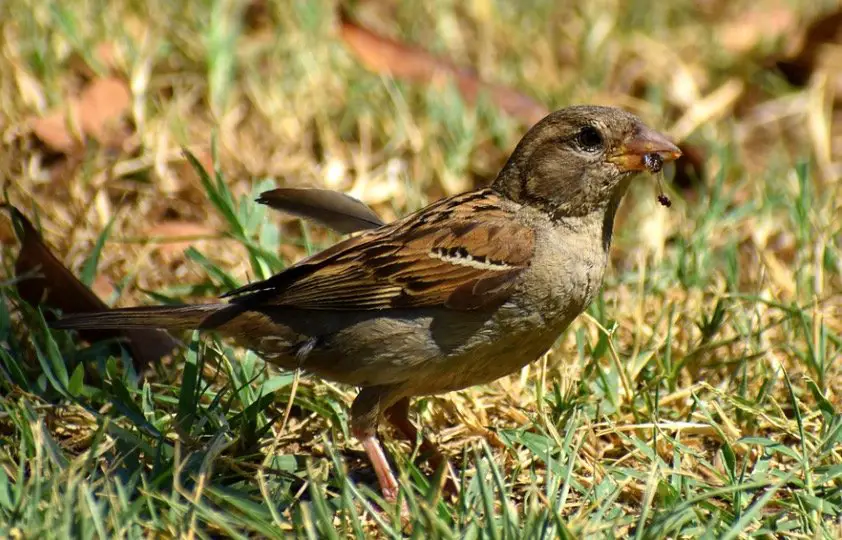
[51,304,226,331]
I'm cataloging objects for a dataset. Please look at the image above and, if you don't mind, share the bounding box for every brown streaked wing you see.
[225,189,535,311]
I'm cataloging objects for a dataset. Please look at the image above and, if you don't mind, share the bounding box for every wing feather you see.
[224,189,535,312]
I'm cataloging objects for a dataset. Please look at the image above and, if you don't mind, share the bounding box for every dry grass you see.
[1,0,842,537]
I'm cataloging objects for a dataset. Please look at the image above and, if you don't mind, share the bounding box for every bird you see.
[52,105,681,502]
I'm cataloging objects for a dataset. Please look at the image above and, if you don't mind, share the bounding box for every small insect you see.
[643,152,664,174]
[644,152,672,207]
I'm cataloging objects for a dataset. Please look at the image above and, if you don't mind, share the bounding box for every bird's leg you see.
[356,434,399,501]
[351,386,401,502]
[384,398,459,496]
[383,397,421,448]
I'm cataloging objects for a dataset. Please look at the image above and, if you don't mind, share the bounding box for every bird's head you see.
[493,105,681,219]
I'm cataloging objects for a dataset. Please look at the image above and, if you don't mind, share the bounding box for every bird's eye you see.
[576,126,603,152]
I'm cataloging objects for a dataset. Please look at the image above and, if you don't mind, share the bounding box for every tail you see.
[51,304,226,331]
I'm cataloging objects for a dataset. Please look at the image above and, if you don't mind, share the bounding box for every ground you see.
[1,0,842,537]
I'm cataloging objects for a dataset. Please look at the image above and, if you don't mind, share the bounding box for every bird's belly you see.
[310,297,576,395]
[419,324,567,394]
[408,301,578,394]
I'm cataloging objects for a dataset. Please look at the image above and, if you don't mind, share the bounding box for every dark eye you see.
[576,126,603,152]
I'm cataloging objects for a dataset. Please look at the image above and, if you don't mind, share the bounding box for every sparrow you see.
[52,105,681,502]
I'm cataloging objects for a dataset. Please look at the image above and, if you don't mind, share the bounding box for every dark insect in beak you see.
[644,152,672,207]
[643,153,664,174]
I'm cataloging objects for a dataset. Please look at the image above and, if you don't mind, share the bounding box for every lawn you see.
[2,0,841,537]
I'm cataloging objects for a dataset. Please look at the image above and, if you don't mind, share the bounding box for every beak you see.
[608,124,682,173]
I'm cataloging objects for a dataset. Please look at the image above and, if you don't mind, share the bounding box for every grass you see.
[2,0,842,537]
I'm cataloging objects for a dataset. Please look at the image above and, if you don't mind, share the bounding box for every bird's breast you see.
[405,224,610,394]
[516,222,608,322]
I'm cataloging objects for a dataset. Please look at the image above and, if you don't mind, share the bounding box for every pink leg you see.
[351,386,404,502]
[358,433,400,502]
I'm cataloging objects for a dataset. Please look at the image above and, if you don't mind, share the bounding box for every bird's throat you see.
[601,177,632,252]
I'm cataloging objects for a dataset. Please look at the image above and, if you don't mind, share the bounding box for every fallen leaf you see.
[30,77,132,154]
[145,221,218,257]
[4,204,178,371]
[257,188,384,234]
[774,9,842,86]
[719,4,796,54]
[78,77,132,147]
[31,109,82,154]
[339,12,548,125]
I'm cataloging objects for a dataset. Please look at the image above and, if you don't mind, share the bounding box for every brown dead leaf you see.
[78,77,132,146]
[774,9,842,86]
[4,204,178,371]
[30,77,132,154]
[719,4,796,54]
[145,220,218,257]
[339,12,548,125]
[31,109,82,154]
